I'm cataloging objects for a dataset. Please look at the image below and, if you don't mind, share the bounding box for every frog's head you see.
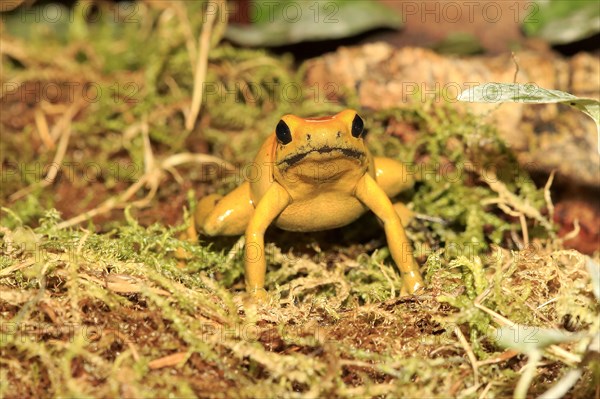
[273,109,369,181]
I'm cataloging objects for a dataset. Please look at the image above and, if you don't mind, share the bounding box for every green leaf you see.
[458,83,600,153]
[224,0,402,47]
[523,0,600,44]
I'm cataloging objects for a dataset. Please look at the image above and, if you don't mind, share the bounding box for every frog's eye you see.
[275,120,292,145]
[351,114,365,138]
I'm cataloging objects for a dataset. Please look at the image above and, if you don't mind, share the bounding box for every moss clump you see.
[2,212,597,397]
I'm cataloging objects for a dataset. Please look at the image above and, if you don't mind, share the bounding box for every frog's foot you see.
[392,202,415,227]
[195,193,223,233]
[242,287,270,307]
[400,273,425,296]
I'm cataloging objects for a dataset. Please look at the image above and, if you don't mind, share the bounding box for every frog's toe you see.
[392,202,415,226]
[400,284,409,297]
[243,287,270,306]
[401,276,425,296]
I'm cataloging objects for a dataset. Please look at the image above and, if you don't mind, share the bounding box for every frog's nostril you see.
[306,134,311,140]
[336,131,341,138]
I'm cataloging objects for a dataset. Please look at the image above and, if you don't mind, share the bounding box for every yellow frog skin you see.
[195,109,424,301]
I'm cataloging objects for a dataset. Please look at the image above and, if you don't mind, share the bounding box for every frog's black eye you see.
[351,114,364,138]
[275,120,292,145]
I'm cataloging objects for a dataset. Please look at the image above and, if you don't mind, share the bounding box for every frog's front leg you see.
[355,174,424,294]
[245,183,291,301]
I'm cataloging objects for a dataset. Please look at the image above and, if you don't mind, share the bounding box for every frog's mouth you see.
[277,146,366,168]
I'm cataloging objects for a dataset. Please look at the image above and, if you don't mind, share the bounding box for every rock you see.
[304,43,599,187]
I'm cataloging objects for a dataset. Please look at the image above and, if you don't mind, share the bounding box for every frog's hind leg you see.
[373,157,415,198]
[196,181,254,236]
[374,157,416,225]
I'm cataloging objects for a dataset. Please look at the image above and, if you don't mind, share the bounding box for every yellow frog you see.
[193,109,424,301]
